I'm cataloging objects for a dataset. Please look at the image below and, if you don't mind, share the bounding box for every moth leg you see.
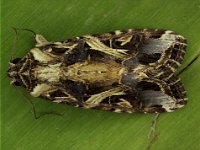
[23,95,38,119]
[176,51,200,76]
[16,88,39,119]
[29,84,67,118]
[24,96,63,119]
[35,111,64,119]
[146,113,160,150]
[11,27,37,60]
[148,113,160,139]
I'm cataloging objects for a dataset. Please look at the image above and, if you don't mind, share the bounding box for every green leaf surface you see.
[1,0,200,150]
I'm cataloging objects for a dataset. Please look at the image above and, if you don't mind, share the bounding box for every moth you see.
[7,29,188,113]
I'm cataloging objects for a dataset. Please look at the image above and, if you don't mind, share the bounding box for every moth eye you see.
[11,58,21,64]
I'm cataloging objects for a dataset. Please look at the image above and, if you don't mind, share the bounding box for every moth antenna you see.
[10,27,36,61]
[12,27,36,37]
[14,87,39,119]
[10,27,19,61]
[177,51,200,76]
[146,113,160,150]
[15,87,63,119]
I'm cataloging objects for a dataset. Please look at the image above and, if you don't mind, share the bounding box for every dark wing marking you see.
[91,29,144,55]
[136,75,187,113]
[167,75,187,104]
[77,76,187,113]
[133,29,187,80]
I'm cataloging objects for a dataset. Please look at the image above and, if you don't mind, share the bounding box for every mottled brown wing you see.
[87,29,187,81]
[35,29,187,76]
[28,29,187,113]
[87,75,187,113]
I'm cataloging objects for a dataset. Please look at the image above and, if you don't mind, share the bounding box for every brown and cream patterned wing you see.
[132,29,187,81]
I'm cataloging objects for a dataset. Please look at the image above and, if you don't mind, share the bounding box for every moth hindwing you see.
[7,29,188,113]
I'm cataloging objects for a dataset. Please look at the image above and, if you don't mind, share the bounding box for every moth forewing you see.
[7,29,188,113]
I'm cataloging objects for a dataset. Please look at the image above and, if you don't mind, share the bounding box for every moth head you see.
[7,58,23,86]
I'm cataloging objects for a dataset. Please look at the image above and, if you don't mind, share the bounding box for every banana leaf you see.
[1,0,200,150]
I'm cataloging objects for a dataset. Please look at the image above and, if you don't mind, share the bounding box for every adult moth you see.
[7,29,188,113]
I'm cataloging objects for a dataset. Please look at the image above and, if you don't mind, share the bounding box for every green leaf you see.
[1,0,200,150]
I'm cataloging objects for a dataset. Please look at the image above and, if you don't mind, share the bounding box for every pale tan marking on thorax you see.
[63,60,125,83]
[33,63,62,82]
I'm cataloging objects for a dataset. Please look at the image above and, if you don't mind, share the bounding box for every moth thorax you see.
[63,61,124,83]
